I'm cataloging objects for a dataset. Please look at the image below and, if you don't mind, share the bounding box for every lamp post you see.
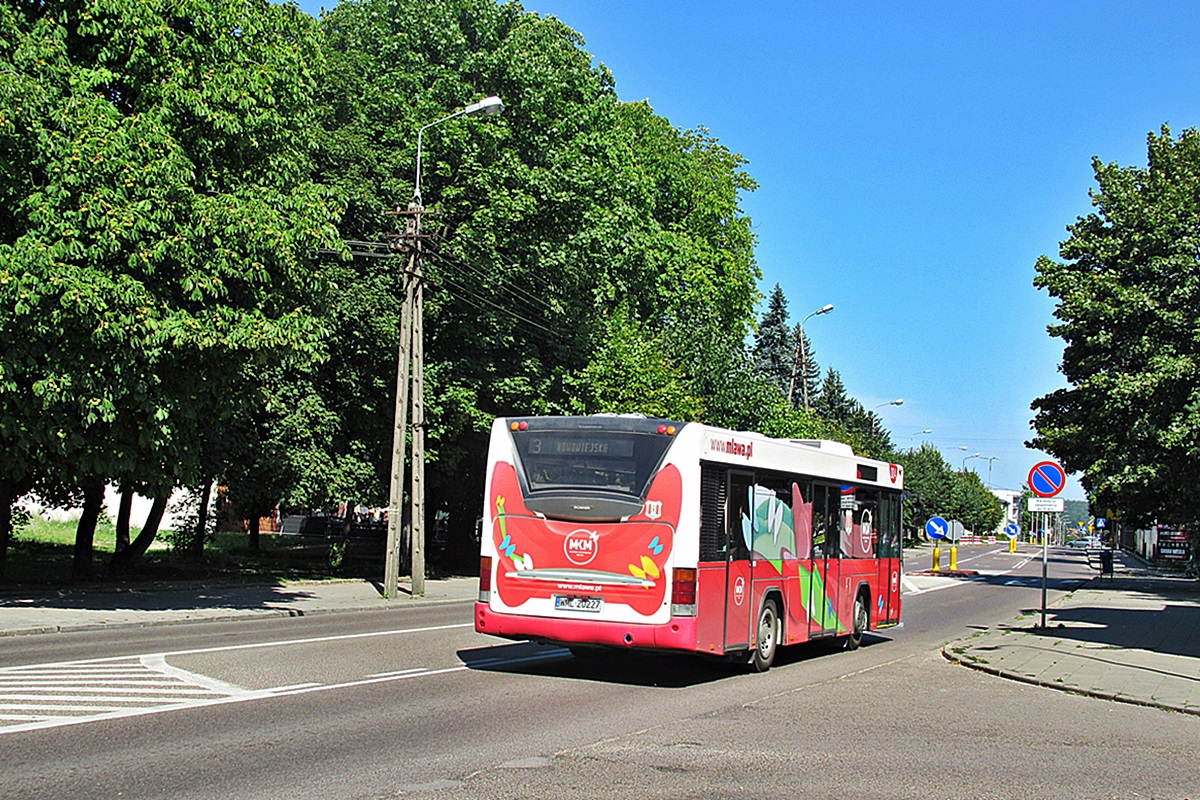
[788,303,833,410]
[983,456,1000,488]
[874,399,904,410]
[909,429,932,448]
[962,452,981,471]
[384,95,505,600]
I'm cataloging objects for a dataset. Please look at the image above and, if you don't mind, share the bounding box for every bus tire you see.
[750,599,780,672]
[846,591,868,651]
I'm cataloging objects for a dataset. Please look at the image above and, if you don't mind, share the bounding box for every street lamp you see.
[874,399,904,409]
[909,429,932,447]
[788,303,833,410]
[385,95,505,600]
[962,452,981,470]
[983,456,1000,488]
[413,96,504,206]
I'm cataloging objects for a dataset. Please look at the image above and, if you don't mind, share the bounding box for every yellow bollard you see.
[932,546,941,572]
[1009,537,1018,553]
[949,545,958,571]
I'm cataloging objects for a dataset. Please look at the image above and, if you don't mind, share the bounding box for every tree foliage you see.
[752,284,792,396]
[0,0,1004,579]
[1032,126,1200,528]
[0,0,341,576]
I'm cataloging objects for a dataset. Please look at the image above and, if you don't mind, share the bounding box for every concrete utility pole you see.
[382,96,504,600]
[382,206,422,600]
[788,303,833,410]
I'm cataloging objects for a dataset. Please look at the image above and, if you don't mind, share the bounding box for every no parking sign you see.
[1028,461,1066,498]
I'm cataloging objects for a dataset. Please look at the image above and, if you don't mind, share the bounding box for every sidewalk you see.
[943,548,1200,715]
[0,576,480,637]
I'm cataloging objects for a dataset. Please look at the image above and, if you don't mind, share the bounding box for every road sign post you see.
[1027,461,1065,628]
[926,517,948,572]
[1004,523,1019,553]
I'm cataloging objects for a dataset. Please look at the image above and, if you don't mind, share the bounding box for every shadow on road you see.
[459,632,894,688]
[0,582,321,613]
[1034,578,1200,660]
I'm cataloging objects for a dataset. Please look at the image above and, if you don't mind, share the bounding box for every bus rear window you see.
[512,430,672,497]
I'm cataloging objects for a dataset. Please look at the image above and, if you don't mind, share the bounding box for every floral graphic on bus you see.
[488,461,681,616]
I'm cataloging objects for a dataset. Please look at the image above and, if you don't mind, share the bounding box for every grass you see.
[3,517,390,587]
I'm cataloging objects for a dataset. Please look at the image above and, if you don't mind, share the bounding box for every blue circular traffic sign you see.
[925,516,949,540]
[1028,461,1066,498]
[1004,524,1019,540]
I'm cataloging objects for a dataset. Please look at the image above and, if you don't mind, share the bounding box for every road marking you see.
[903,555,1039,596]
[0,622,521,736]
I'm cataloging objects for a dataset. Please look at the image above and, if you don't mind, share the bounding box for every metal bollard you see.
[932,546,941,572]
[949,545,958,571]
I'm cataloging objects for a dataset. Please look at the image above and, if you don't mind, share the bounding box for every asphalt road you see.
[1,547,1197,799]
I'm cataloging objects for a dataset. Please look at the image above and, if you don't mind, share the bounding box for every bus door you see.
[808,483,842,637]
[876,491,902,625]
[723,471,755,651]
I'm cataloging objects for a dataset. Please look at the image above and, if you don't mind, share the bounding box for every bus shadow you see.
[459,634,892,687]
[459,641,733,687]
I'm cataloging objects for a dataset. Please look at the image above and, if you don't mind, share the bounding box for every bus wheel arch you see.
[846,586,870,651]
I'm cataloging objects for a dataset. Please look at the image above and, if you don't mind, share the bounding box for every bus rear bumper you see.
[475,603,698,652]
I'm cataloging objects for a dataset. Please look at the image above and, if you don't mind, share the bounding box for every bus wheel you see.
[846,592,868,651]
[750,600,780,672]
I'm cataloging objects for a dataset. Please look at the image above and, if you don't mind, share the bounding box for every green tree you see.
[752,284,792,396]
[311,0,763,564]
[569,308,705,420]
[946,469,1003,535]
[0,0,340,576]
[1031,126,1200,528]
[894,444,954,537]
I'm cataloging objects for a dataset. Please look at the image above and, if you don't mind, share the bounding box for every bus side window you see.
[812,484,840,558]
[792,480,813,559]
[748,473,797,562]
[727,473,753,561]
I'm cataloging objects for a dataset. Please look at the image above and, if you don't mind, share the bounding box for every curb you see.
[940,641,1200,717]
[0,592,476,638]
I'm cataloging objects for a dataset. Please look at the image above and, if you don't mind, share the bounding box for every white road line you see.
[0,622,483,736]
[140,654,246,695]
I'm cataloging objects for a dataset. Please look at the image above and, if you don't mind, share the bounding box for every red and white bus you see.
[474,415,904,670]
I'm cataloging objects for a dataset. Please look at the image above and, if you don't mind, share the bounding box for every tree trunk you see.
[114,484,133,554]
[110,493,168,574]
[73,480,105,581]
[0,479,19,582]
[187,478,212,560]
[247,515,260,552]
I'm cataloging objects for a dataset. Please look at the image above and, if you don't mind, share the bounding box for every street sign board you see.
[1096,518,1107,529]
[925,516,948,540]
[1028,461,1066,497]
[947,520,964,543]
[1003,524,1019,540]
[1027,497,1065,512]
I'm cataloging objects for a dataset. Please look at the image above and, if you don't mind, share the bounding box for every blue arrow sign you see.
[1004,524,1019,540]
[1028,461,1066,498]
[925,516,949,540]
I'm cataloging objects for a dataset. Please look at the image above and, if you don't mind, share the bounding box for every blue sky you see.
[296,1,1200,500]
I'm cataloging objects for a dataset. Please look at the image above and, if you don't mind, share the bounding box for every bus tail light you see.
[478,556,492,603]
[671,567,697,616]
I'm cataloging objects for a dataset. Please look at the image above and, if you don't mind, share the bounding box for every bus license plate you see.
[554,595,603,613]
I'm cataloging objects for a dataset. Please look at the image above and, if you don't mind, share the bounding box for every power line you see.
[424,241,564,321]
[432,270,562,340]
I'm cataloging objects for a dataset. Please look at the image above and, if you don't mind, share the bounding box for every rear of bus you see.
[474,416,700,653]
